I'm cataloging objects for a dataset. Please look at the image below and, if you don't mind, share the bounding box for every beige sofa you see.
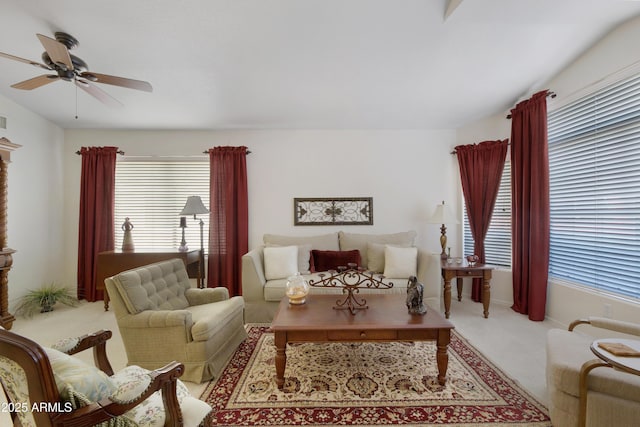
[105,258,247,383]
[242,231,442,323]
[546,317,640,427]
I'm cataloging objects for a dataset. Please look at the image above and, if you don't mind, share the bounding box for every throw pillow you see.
[264,245,299,280]
[266,243,312,274]
[383,245,418,278]
[311,249,361,272]
[44,347,116,406]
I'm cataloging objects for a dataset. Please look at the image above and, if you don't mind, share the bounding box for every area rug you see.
[201,325,551,426]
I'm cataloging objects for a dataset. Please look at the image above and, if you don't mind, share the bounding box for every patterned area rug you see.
[201,325,551,426]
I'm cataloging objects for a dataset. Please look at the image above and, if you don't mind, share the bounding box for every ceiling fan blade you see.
[37,33,73,70]
[75,79,123,108]
[11,74,60,90]
[0,51,51,70]
[81,72,153,92]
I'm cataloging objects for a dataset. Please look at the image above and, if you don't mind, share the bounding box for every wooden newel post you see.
[0,137,21,330]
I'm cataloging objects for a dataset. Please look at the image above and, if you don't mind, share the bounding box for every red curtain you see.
[455,139,508,301]
[208,146,249,295]
[510,90,550,321]
[77,146,118,301]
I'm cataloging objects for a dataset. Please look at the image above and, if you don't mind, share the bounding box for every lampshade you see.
[180,196,209,218]
[427,201,459,224]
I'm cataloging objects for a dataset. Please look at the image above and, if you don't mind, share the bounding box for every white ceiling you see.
[1,0,639,130]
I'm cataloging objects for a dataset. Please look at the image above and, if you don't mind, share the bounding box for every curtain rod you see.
[506,91,556,119]
[202,149,251,154]
[450,142,510,155]
[75,150,125,155]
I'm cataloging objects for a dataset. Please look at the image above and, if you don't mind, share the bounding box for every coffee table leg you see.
[274,331,287,389]
[436,329,451,385]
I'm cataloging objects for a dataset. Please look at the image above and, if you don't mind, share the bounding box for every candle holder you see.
[308,264,394,315]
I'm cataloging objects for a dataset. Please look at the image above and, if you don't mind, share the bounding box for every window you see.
[462,161,511,267]
[114,160,210,252]
[547,73,640,299]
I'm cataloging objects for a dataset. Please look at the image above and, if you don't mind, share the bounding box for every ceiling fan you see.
[0,31,152,107]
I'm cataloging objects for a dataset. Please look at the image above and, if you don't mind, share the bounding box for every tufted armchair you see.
[104,258,247,383]
[0,328,211,427]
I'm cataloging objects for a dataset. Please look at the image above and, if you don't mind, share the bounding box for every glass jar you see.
[285,272,309,305]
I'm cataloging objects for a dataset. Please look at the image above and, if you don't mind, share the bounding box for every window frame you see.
[547,72,640,301]
[113,158,210,253]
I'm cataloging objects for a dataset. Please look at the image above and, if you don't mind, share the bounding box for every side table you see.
[440,259,493,318]
[578,338,640,427]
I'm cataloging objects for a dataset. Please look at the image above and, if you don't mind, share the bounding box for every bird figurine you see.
[406,276,427,315]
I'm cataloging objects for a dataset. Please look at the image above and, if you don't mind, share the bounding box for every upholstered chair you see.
[104,258,247,383]
[0,328,211,427]
[546,317,640,427]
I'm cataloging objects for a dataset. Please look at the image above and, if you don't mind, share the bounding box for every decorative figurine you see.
[406,276,427,315]
[121,217,135,252]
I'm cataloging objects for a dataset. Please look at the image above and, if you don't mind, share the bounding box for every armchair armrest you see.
[569,317,640,336]
[185,287,229,306]
[416,251,441,309]
[242,248,267,302]
[116,310,194,330]
[52,330,114,376]
[51,361,186,427]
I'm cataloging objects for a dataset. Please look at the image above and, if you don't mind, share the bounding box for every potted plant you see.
[14,283,79,317]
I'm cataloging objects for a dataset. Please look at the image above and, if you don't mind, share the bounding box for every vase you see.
[285,272,309,305]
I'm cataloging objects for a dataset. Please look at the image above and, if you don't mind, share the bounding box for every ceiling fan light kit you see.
[0,31,152,108]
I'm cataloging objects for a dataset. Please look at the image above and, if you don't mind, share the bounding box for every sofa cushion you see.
[113,259,191,314]
[264,245,299,280]
[311,249,361,272]
[339,231,417,269]
[383,246,418,278]
[264,273,409,302]
[264,232,340,251]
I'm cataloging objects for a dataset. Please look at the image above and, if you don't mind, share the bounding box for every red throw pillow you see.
[311,249,361,272]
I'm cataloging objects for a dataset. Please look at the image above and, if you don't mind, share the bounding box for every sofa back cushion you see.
[339,231,417,269]
[112,258,191,314]
[264,233,340,251]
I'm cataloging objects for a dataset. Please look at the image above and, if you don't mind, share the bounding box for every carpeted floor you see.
[201,324,551,426]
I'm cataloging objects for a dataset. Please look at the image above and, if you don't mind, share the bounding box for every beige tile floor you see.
[1,295,556,424]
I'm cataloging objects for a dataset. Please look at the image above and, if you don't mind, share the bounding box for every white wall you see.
[0,94,65,312]
[456,15,640,326]
[63,128,459,288]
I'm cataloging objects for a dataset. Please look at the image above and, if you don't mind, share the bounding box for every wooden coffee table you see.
[270,294,455,389]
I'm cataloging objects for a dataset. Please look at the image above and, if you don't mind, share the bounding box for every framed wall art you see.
[294,197,373,225]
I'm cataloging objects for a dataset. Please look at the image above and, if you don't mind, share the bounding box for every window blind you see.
[548,73,640,299]
[462,161,511,267]
[114,160,210,252]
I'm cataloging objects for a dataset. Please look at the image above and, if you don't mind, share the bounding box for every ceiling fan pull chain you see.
[75,83,78,120]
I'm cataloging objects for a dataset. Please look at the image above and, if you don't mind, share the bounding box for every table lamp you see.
[428,201,459,259]
[180,196,209,287]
